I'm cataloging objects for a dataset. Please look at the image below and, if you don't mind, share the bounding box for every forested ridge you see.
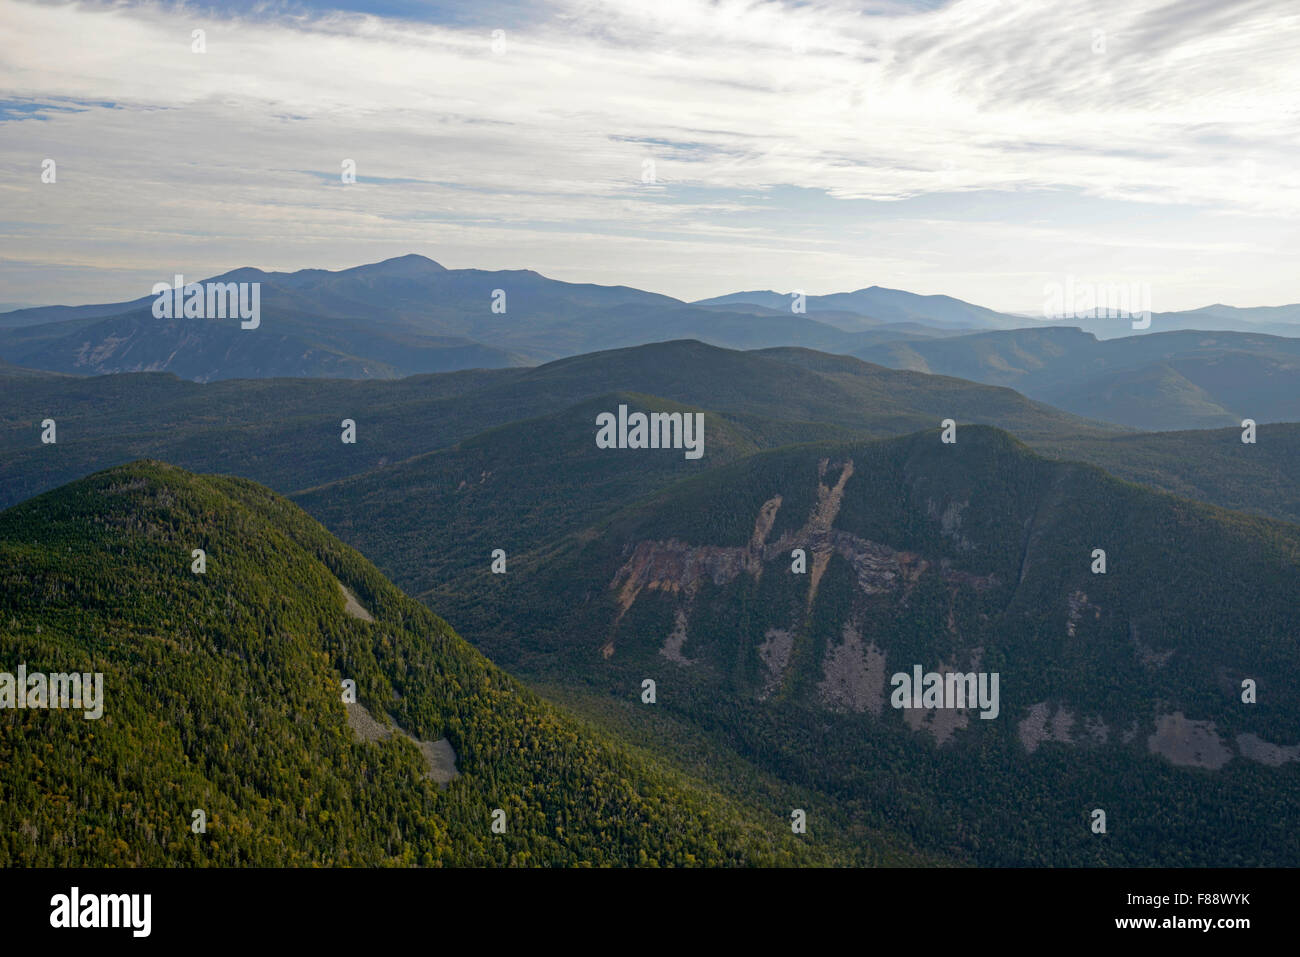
[427,427,1300,866]
[5,347,1300,869]
[0,461,863,866]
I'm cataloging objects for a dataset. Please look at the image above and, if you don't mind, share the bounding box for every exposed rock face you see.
[818,621,888,715]
[903,701,970,746]
[607,457,999,661]
[748,495,783,575]
[605,457,1004,721]
[600,458,1286,776]
[902,660,972,746]
[757,628,794,700]
[346,701,460,787]
[339,583,374,622]
[1019,702,1074,753]
[1147,712,1232,770]
[612,538,746,618]
[1018,702,1114,753]
[660,607,695,665]
[819,532,926,597]
[337,582,458,784]
[798,459,856,608]
[1235,733,1300,766]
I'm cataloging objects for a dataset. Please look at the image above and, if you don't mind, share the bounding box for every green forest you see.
[0,461,862,866]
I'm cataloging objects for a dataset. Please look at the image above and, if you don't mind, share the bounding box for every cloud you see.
[0,0,1296,309]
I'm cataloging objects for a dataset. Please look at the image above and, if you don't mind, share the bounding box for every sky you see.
[0,0,1297,313]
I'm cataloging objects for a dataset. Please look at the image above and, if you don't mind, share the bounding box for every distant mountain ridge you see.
[0,338,1120,513]
[4,254,1296,382]
[854,326,1300,429]
[0,255,917,379]
[7,336,1300,531]
[0,254,681,380]
[693,286,1019,330]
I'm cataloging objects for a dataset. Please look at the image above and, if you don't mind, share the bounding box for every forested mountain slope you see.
[0,462,888,866]
[0,339,1117,511]
[423,427,1300,866]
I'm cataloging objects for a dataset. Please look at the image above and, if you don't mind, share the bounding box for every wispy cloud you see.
[0,0,1296,310]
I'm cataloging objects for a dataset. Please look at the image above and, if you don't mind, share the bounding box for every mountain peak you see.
[319,254,447,281]
[359,253,447,274]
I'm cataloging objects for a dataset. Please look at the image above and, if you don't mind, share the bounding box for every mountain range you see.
[693,286,1018,330]
[417,427,1300,866]
[0,255,882,379]
[0,339,1119,513]
[698,289,1300,339]
[3,258,1299,868]
[7,389,1297,865]
[854,326,1300,430]
[7,337,1298,521]
[4,255,1300,389]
